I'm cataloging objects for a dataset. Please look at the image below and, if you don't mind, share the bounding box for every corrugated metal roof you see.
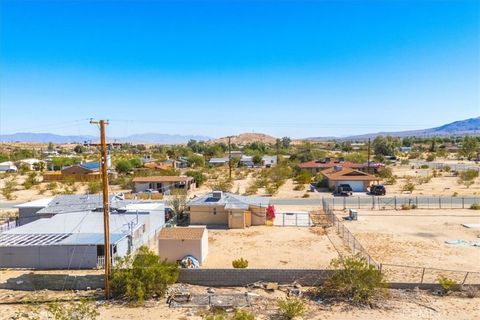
[132,176,193,183]
[1,210,151,246]
[188,192,269,209]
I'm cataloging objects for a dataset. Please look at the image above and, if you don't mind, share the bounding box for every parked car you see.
[140,189,159,194]
[369,185,386,196]
[334,184,353,196]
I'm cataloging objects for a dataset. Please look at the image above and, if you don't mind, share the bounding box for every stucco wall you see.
[190,205,228,225]
[158,229,208,264]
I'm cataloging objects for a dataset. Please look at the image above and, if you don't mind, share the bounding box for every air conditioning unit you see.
[212,191,223,199]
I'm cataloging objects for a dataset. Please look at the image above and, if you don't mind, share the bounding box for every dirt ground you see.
[203,226,339,269]
[340,209,480,275]
[0,286,479,320]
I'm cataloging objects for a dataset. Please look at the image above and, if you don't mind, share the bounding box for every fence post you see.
[379,263,382,273]
[394,196,397,210]
[462,272,469,285]
[416,196,418,208]
[420,268,426,284]
[343,197,346,210]
[462,197,465,209]
[439,196,441,209]
[295,213,298,226]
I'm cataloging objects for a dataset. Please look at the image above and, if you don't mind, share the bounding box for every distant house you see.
[158,226,208,265]
[43,161,101,182]
[299,158,365,175]
[18,158,45,171]
[262,155,277,168]
[141,155,156,165]
[176,157,189,169]
[320,166,378,192]
[239,155,254,167]
[399,147,412,153]
[229,151,243,159]
[132,176,195,194]
[208,157,230,166]
[0,161,18,173]
[299,158,384,174]
[188,191,270,229]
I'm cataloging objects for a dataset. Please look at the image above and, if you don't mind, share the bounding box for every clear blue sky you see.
[0,0,479,138]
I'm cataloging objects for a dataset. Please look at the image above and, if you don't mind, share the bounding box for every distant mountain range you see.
[1,117,478,144]
[0,132,211,144]
[308,117,480,141]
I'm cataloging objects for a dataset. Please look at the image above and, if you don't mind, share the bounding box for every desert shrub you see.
[302,193,310,198]
[87,181,101,194]
[408,152,421,159]
[463,285,479,298]
[233,309,255,320]
[204,315,226,320]
[110,246,179,303]
[295,171,312,184]
[277,298,306,320]
[46,181,58,191]
[425,153,436,162]
[265,183,279,195]
[438,275,457,294]
[232,258,248,268]
[401,181,415,193]
[401,203,417,210]
[244,183,258,196]
[15,299,99,320]
[452,192,459,197]
[211,178,233,192]
[319,255,388,305]
[384,176,397,185]
[377,167,393,179]
[470,203,480,210]
[458,169,479,188]
[293,184,304,191]
[1,179,17,200]
[444,165,451,172]
[186,170,207,187]
[23,172,39,190]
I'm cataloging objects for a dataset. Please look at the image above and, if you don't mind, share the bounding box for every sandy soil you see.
[0,286,478,320]
[203,226,339,269]
[340,209,480,275]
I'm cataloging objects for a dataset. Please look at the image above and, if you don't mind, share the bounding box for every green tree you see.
[129,157,143,168]
[252,154,263,166]
[186,170,206,187]
[116,160,133,174]
[110,246,179,302]
[372,136,401,157]
[459,136,479,160]
[73,145,86,154]
[187,154,205,168]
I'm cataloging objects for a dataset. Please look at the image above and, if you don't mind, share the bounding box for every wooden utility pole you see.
[90,119,111,299]
[367,138,371,174]
[228,136,232,179]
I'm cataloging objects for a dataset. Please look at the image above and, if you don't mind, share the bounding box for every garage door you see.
[339,181,364,192]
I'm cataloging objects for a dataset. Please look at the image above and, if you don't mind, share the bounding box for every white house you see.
[0,161,18,173]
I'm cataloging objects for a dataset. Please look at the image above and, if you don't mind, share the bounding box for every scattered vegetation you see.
[14,299,99,320]
[470,203,480,210]
[401,181,415,193]
[2,179,17,200]
[277,298,306,320]
[318,255,388,305]
[232,258,249,268]
[87,181,102,194]
[457,169,479,188]
[110,246,179,303]
[438,275,458,294]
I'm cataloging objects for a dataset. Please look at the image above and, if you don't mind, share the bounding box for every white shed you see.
[0,161,18,172]
[158,226,208,264]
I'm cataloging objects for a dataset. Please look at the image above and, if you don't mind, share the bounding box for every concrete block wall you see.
[178,268,333,286]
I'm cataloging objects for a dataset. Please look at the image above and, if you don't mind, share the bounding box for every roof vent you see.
[212,191,223,199]
[334,165,343,172]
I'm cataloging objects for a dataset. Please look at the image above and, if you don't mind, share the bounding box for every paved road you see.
[271,195,480,209]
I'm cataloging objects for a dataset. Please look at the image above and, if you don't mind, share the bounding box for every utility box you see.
[349,209,358,221]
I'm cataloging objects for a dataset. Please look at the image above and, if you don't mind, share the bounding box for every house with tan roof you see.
[320,166,379,192]
[132,176,195,194]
